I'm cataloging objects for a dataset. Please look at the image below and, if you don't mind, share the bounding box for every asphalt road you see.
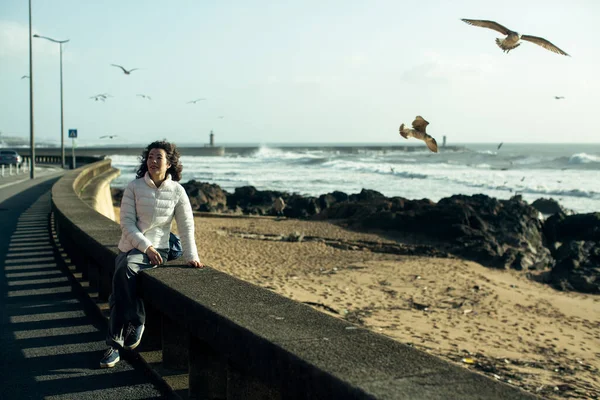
[0,172,167,399]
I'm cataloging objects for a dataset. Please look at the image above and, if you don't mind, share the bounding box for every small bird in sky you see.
[218,115,225,119]
[187,98,206,104]
[21,75,30,79]
[399,116,438,153]
[100,135,118,139]
[497,142,504,150]
[554,96,565,100]
[111,64,140,74]
[90,93,112,101]
[137,94,151,100]
[461,19,569,56]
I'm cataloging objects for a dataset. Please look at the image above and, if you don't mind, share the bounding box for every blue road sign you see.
[68,129,78,138]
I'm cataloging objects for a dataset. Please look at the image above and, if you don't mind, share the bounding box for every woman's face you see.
[147,148,171,180]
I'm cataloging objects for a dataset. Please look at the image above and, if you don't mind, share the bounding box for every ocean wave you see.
[322,159,429,179]
[445,177,600,199]
[251,146,325,160]
[519,187,600,199]
[568,153,600,164]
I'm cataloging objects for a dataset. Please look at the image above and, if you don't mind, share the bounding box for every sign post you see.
[68,129,77,169]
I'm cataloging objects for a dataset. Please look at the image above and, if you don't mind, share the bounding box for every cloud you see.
[400,50,498,84]
[264,74,342,86]
[0,20,57,59]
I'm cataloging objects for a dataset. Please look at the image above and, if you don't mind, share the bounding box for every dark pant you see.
[106,248,168,347]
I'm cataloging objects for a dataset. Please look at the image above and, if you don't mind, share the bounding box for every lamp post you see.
[33,34,70,169]
[28,0,34,178]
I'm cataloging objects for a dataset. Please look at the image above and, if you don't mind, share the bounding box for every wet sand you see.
[115,208,600,399]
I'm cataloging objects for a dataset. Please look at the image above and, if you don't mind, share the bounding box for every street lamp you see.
[33,34,70,169]
[28,0,34,179]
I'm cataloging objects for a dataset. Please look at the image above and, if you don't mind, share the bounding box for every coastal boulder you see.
[111,188,124,207]
[329,193,553,271]
[285,195,321,218]
[226,186,287,215]
[550,240,600,293]
[531,197,569,216]
[318,191,349,210]
[181,180,228,212]
[543,212,600,243]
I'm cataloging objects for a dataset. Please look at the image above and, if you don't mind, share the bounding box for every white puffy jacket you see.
[118,172,200,262]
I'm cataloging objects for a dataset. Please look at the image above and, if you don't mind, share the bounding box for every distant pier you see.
[17,144,466,158]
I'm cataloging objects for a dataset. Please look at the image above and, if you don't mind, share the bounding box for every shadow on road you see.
[0,178,166,399]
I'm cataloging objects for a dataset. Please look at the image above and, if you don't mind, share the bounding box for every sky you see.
[0,0,599,146]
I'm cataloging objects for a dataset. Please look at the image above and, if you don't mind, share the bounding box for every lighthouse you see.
[209,130,214,147]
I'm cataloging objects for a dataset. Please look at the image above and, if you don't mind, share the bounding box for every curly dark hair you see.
[135,140,183,181]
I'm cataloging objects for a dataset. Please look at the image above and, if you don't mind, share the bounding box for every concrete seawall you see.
[49,158,537,399]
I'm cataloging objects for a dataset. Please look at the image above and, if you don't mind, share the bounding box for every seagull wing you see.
[412,116,429,133]
[128,68,140,73]
[520,35,569,56]
[461,19,512,35]
[111,64,128,73]
[99,135,108,138]
[425,136,439,153]
[21,75,29,79]
[405,129,438,153]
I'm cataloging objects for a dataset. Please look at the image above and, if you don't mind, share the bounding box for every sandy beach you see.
[115,207,599,399]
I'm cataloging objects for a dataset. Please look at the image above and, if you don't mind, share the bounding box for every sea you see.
[107,143,600,214]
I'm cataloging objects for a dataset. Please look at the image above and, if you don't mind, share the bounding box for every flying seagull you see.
[111,64,140,74]
[399,116,438,153]
[218,115,225,119]
[99,135,118,139]
[497,142,503,150]
[137,94,152,100]
[554,96,565,100]
[461,19,569,56]
[21,75,30,80]
[90,93,112,101]
[187,98,207,104]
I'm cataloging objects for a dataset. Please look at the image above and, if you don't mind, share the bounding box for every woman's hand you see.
[188,260,204,268]
[145,246,163,265]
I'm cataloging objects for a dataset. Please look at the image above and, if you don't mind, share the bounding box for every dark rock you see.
[544,212,600,243]
[285,195,321,218]
[550,240,600,293]
[318,191,349,210]
[349,189,386,203]
[331,193,553,271]
[111,188,124,207]
[531,198,567,216]
[226,186,287,215]
[181,180,228,212]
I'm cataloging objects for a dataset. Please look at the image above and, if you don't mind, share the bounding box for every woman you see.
[100,140,203,368]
